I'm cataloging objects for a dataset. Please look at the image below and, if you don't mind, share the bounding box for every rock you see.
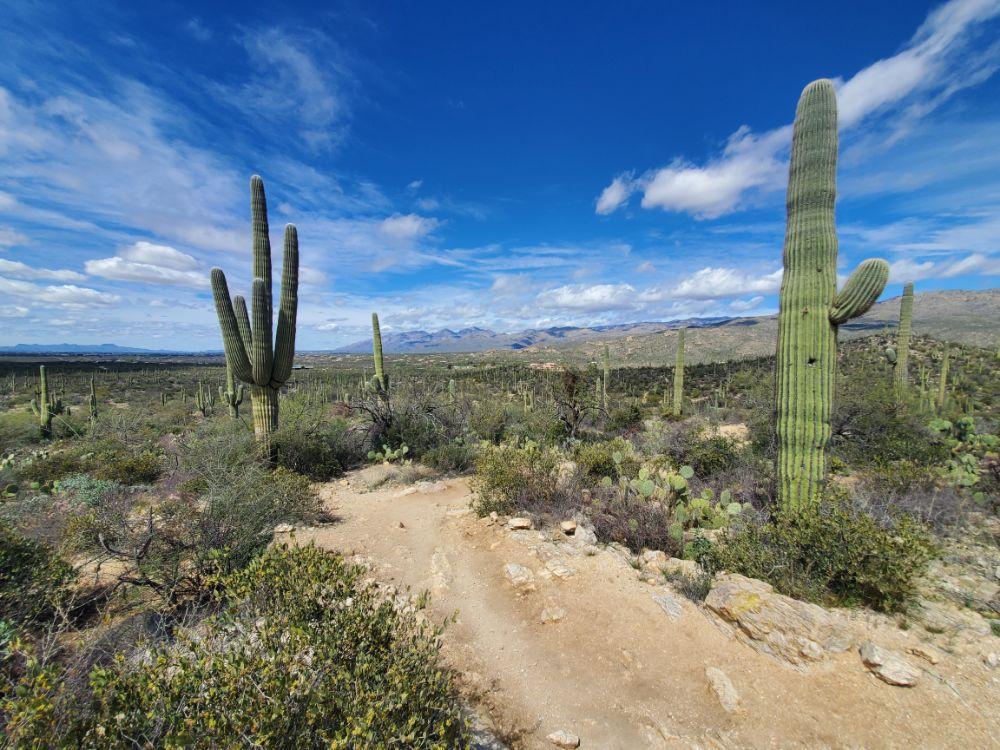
[663,557,702,577]
[653,591,684,621]
[540,605,567,624]
[547,729,581,748]
[554,461,579,492]
[705,573,854,665]
[985,652,999,669]
[504,563,535,590]
[859,642,920,686]
[274,523,294,533]
[916,599,991,637]
[560,520,578,535]
[508,517,533,530]
[705,667,740,713]
[545,558,576,579]
[431,549,452,591]
[908,644,943,665]
[572,525,598,546]
[489,511,499,524]
[640,550,668,570]
[396,486,418,497]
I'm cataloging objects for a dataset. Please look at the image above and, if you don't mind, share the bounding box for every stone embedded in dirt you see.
[916,599,991,638]
[504,563,536,590]
[274,523,294,533]
[859,642,920,686]
[547,729,581,748]
[705,573,854,665]
[540,605,567,624]
[909,644,943,665]
[985,652,999,669]
[640,549,668,570]
[653,591,684,621]
[705,667,740,713]
[396,486,418,497]
[508,517,534,530]
[560,520,578,535]
[431,549,452,591]
[545,558,577,579]
[572,525,598,546]
[663,557,702,577]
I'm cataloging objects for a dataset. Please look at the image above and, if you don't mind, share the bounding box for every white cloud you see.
[890,252,1000,282]
[646,266,783,300]
[0,277,119,308]
[185,18,211,42]
[378,214,440,242]
[729,295,765,312]
[0,258,84,281]
[597,0,1000,217]
[0,305,28,317]
[596,172,638,215]
[537,283,638,312]
[85,241,206,288]
[0,224,27,248]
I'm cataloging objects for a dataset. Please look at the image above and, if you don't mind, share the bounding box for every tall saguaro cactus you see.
[370,312,388,394]
[220,360,246,419]
[601,344,611,411]
[30,365,53,439]
[89,374,98,423]
[211,175,299,440]
[775,80,889,510]
[672,328,685,417]
[893,282,914,399]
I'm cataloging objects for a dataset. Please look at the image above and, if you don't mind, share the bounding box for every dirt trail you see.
[296,473,1000,749]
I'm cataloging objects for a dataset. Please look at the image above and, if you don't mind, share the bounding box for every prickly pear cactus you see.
[775,80,889,510]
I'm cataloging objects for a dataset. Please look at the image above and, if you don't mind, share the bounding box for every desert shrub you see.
[15,450,85,486]
[91,449,162,485]
[421,439,476,473]
[57,474,124,508]
[0,411,42,452]
[607,402,644,432]
[0,523,73,626]
[3,545,470,748]
[706,496,937,612]
[271,418,362,480]
[587,487,677,555]
[471,441,557,516]
[468,400,510,443]
[573,437,638,481]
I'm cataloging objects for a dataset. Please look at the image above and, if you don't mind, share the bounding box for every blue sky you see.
[1,0,998,349]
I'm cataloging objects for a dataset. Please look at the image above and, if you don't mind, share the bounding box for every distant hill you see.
[504,288,1000,366]
[335,318,732,354]
[0,343,173,355]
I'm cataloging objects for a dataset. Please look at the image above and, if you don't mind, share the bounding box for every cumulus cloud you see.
[0,258,84,281]
[537,283,638,312]
[597,0,1000,217]
[0,276,119,308]
[729,295,765,312]
[890,252,1000,282]
[378,214,440,242]
[644,266,783,300]
[85,241,206,288]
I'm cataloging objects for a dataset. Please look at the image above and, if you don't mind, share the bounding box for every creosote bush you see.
[0,522,73,627]
[271,418,363,480]
[3,544,470,749]
[706,493,937,612]
[471,441,557,516]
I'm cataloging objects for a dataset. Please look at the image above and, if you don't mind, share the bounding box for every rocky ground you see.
[288,469,1000,749]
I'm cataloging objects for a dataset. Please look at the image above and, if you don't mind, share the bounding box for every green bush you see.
[421,439,476,473]
[91,449,162,485]
[272,418,362,480]
[706,496,937,612]
[468,400,510,443]
[471,441,557,516]
[607,402,643,432]
[573,437,638,481]
[3,545,470,748]
[0,523,73,626]
[15,450,84,486]
[57,473,124,508]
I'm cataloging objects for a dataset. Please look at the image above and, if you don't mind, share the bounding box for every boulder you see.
[547,729,581,748]
[705,667,740,713]
[504,563,535,591]
[560,520,578,535]
[705,573,853,665]
[508,517,533,530]
[859,642,920,686]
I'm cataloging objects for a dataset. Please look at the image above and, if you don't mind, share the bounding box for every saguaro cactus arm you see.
[270,225,299,388]
[829,259,889,324]
[211,270,254,383]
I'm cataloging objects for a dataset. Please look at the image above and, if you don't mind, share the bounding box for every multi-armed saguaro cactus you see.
[775,80,889,511]
[29,365,57,438]
[219,360,246,419]
[672,328,685,417]
[211,176,299,441]
[937,346,950,413]
[893,282,914,399]
[370,312,388,395]
[195,381,216,417]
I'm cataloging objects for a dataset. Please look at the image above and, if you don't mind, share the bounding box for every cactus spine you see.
[370,312,388,394]
[775,80,889,511]
[210,175,299,441]
[220,360,245,419]
[672,328,685,417]
[893,282,914,399]
[29,365,54,438]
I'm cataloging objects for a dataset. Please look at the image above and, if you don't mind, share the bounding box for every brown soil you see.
[294,473,1000,750]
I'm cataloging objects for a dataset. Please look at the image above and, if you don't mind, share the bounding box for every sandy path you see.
[295,473,1000,749]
